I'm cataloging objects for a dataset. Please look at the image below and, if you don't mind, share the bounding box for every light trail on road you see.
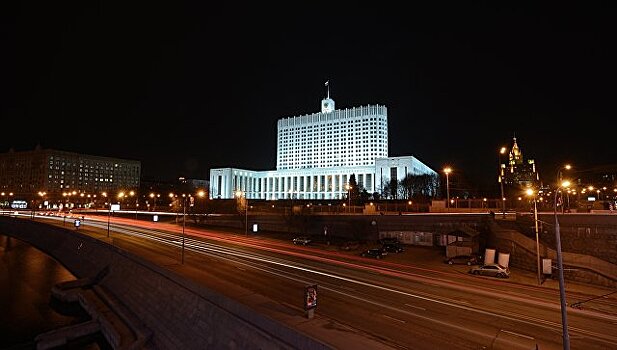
[26,213,617,349]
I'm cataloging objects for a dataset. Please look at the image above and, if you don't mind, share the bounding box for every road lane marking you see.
[405,303,426,311]
[383,314,406,323]
[438,296,471,305]
[82,221,617,347]
[500,329,535,340]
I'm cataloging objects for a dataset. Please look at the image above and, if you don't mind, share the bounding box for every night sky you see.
[2,4,615,193]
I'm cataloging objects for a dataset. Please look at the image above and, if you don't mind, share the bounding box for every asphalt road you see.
[25,212,617,350]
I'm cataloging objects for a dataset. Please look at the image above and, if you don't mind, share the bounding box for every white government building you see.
[209,87,437,200]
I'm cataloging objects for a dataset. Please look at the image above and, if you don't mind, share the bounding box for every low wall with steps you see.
[0,217,329,349]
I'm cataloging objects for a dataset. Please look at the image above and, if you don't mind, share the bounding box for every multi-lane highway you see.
[20,212,617,349]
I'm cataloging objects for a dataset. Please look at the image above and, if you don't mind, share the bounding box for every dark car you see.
[445,254,480,265]
[469,263,510,278]
[361,248,385,259]
[381,242,404,253]
[292,236,312,245]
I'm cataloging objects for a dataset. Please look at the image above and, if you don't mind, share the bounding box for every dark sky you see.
[2,3,615,193]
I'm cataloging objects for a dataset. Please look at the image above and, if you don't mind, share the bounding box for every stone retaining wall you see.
[0,217,330,350]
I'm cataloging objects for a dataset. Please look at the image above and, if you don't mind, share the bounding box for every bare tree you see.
[399,173,440,200]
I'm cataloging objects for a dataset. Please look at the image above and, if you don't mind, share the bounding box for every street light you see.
[554,180,572,350]
[181,194,188,264]
[197,190,206,216]
[526,188,542,285]
[149,193,158,211]
[37,191,47,214]
[557,164,572,213]
[118,191,125,207]
[1,192,13,209]
[129,190,138,219]
[443,167,452,211]
[346,184,352,213]
[102,192,111,238]
[499,146,507,218]
[236,190,248,236]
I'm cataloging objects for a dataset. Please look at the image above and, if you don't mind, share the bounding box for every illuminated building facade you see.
[500,136,539,193]
[209,89,436,200]
[0,147,141,202]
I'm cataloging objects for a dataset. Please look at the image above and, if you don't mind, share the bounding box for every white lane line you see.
[405,303,426,311]
[438,296,471,305]
[500,329,535,340]
[382,314,406,323]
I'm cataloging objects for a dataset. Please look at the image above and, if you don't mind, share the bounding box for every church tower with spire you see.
[502,135,539,193]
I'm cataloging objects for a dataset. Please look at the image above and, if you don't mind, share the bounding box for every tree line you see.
[348,173,441,204]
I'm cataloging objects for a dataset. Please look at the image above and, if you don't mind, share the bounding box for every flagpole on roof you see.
[325,80,329,99]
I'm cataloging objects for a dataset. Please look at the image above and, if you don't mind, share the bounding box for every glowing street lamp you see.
[526,188,542,285]
[554,180,572,349]
[102,192,111,238]
[558,164,572,214]
[118,191,125,203]
[181,193,189,264]
[235,190,248,236]
[346,184,352,213]
[498,147,507,218]
[443,167,452,211]
[129,190,137,219]
[149,192,160,211]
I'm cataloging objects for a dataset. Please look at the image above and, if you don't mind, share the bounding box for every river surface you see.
[0,234,108,349]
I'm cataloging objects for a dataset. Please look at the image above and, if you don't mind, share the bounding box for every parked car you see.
[381,242,404,253]
[445,254,480,265]
[469,263,510,278]
[361,248,385,259]
[292,236,312,245]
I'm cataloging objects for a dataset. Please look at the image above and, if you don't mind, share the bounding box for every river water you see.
[0,234,109,349]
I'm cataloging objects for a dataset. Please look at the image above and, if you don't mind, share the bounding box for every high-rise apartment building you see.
[0,147,141,203]
[209,88,436,200]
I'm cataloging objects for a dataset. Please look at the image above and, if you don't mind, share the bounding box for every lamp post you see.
[129,190,138,219]
[181,194,187,264]
[197,190,206,220]
[498,146,507,218]
[346,184,352,213]
[102,192,110,238]
[526,188,542,285]
[149,193,156,211]
[443,167,452,212]
[118,191,125,208]
[235,190,248,236]
[554,180,571,350]
[557,164,572,214]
